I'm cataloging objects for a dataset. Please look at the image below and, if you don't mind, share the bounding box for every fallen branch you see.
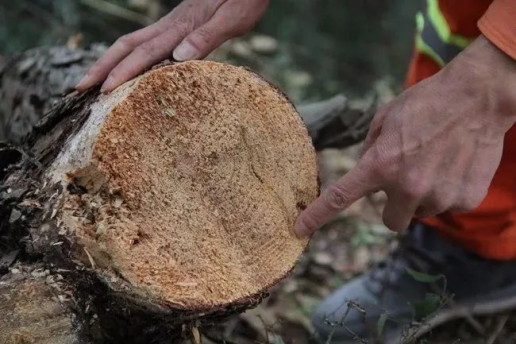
[80,0,153,26]
[486,313,509,344]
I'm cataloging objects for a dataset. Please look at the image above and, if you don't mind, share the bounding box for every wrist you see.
[442,35,516,132]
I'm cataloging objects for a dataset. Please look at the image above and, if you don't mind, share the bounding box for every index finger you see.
[295,160,379,237]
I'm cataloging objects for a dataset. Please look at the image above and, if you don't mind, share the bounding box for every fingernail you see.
[294,218,310,238]
[76,74,91,90]
[173,40,200,61]
[101,76,114,93]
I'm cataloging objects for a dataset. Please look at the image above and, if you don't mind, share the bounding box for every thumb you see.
[172,20,230,61]
[173,1,266,61]
[295,159,379,237]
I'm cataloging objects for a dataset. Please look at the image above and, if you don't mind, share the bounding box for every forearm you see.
[441,35,516,134]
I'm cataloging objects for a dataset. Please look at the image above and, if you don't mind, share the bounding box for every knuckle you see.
[457,190,486,212]
[170,19,195,35]
[191,26,213,46]
[117,34,136,48]
[382,211,406,232]
[325,186,351,210]
[385,220,404,232]
[368,145,399,180]
[427,195,452,215]
[106,67,120,80]
[403,174,427,200]
[135,42,159,59]
[232,23,252,37]
[382,214,395,231]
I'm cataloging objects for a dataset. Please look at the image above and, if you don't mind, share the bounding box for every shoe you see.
[312,222,516,344]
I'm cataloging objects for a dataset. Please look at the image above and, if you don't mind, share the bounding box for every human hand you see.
[76,0,269,93]
[295,36,516,236]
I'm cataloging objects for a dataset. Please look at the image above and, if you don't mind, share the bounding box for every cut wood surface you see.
[0,56,319,341]
[48,61,319,310]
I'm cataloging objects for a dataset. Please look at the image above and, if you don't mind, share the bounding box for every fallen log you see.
[1,48,319,342]
[0,267,93,344]
[0,45,106,143]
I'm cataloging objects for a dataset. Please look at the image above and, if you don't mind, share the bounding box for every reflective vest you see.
[416,0,477,66]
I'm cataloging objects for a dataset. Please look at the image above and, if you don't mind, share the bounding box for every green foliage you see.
[405,268,450,322]
[377,312,388,336]
[351,222,390,247]
[405,268,444,284]
[412,293,442,321]
[274,335,285,344]
[258,0,418,99]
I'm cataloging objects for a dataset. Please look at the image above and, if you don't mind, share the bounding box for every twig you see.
[80,0,153,26]
[257,315,271,344]
[486,314,509,344]
[201,331,239,344]
[324,301,368,344]
[462,313,486,336]
[83,247,96,269]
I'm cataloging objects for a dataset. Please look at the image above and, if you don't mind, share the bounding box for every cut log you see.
[0,267,92,344]
[1,58,319,341]
[0,45,376,342]
[49,60,319,309]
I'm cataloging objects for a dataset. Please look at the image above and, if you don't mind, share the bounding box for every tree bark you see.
[0,45,106,143]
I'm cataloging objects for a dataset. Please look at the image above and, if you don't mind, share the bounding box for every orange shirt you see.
[407,0,516,260]
[479,0,516,60]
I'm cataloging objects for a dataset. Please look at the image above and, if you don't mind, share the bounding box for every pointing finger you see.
[295,159,379,237]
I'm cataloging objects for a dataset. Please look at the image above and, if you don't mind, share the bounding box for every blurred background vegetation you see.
[7,3,512,343]
[0,0,418,102]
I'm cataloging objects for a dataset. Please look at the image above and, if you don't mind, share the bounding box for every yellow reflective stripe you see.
[415,13,445,67]
[427,0,472,49]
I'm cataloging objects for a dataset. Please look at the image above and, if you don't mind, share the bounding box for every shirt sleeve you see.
[478,0,516,60]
